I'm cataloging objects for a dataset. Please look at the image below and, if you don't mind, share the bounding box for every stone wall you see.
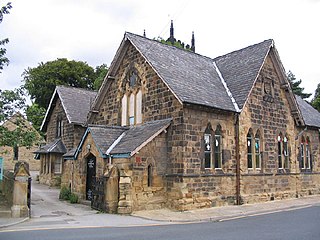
[130,131,168,211]
[238,52,320,203]
[0,145,39,171]
[167,105,237,210]
[70,133,106,199]
[91,43,184,176]
[46,98,74,150]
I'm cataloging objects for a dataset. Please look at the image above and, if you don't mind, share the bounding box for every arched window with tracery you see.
[300,136,311,170]
[204,124,212,169]
[121,70,143,126]
[247,129,253,169]
[214,125,222,169]
[255,131,261,169]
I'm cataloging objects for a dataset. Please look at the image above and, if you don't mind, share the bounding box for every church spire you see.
[191,31,195,52]
[169,20,175,45]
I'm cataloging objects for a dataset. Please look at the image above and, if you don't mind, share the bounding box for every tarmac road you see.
[1,171,320,232]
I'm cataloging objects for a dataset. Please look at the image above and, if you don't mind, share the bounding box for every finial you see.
[143,29,146,37]
[191,31,195,52]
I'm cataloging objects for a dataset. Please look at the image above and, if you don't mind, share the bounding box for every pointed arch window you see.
[56,116,63,137]
[121,95,127,126]
[247,129,262,170]
[283,136,289,169]
[121,70,143,126]
[305,137,311,169]
[278,133,290,169]
[301,136,305,168]
[300,136,311,170]
[214,125,222,169]
[204,124,212,169]
[147,164,153,187]
[136,90,142,124]
[129,94,135,125]
[277,133,283,169]
[255,131,261,169]
[247,130,253,169]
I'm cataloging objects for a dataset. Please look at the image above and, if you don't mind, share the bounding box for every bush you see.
[59,186,71,200]
[69,193,79,204]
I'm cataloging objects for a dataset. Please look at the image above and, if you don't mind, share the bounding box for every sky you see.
[1,0,320,100]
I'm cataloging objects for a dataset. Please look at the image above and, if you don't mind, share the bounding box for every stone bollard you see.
[11,162,31,218]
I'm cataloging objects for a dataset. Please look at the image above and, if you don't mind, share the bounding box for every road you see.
[1,204,319,240]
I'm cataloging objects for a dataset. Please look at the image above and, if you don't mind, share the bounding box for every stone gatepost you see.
[11,162,31,218]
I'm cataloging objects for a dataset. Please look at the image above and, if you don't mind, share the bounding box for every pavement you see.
[1,172,320,230]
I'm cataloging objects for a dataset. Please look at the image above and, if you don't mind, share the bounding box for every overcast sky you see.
[1,0,320,99]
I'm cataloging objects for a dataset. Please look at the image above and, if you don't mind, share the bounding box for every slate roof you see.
[88,125,127,154]
[34,139,67,154]
[41,86,97,131]
[126,33,236,112]
[63,148,77,159]
[295,95,320,128]
[125,32,273,112]
[74,119,171,158]
[214,39,273,109]
[111,118,172,155]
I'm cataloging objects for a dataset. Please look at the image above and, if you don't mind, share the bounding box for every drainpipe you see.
[235,113,241,205]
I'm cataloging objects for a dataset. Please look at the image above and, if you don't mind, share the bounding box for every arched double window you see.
[277,133,289,169]
[121,72,142,126]
[247,129,261,170]
[300,136,311,170]
[203,124,222,169]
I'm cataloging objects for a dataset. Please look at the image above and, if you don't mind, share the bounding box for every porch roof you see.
[34,138,67,154]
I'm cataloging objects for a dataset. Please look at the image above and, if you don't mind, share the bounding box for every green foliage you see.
[26,103,46,133]
[311,83,320,112]
[157,37,193,52]
[0,88,25,122]
[69,193,79,204]
[22,58,96,109]
[287,70,312,99]
[59,186,71,200]
[93,64,108,90]
[59,186,78,204]
[0,2,12,72]
[0,88,40,149]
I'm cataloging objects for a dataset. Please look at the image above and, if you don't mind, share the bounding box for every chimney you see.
[191,31,195,52]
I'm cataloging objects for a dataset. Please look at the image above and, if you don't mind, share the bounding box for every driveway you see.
[3,171,167,230]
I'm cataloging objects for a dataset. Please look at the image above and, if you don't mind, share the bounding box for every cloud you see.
[1,0,319,98]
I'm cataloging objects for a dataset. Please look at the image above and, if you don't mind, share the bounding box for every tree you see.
[157,37,193,52]
[93,64,108,90]
[25,103,46,133]
[287,70,311,99]
[22,58,96,109]
[0,88,40,149]
[311,83,320,112]
[0,2,12,72]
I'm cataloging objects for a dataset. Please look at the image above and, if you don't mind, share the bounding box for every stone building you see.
[0,113,40,171]
[43,30,320,213]
[35,86,96,186]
